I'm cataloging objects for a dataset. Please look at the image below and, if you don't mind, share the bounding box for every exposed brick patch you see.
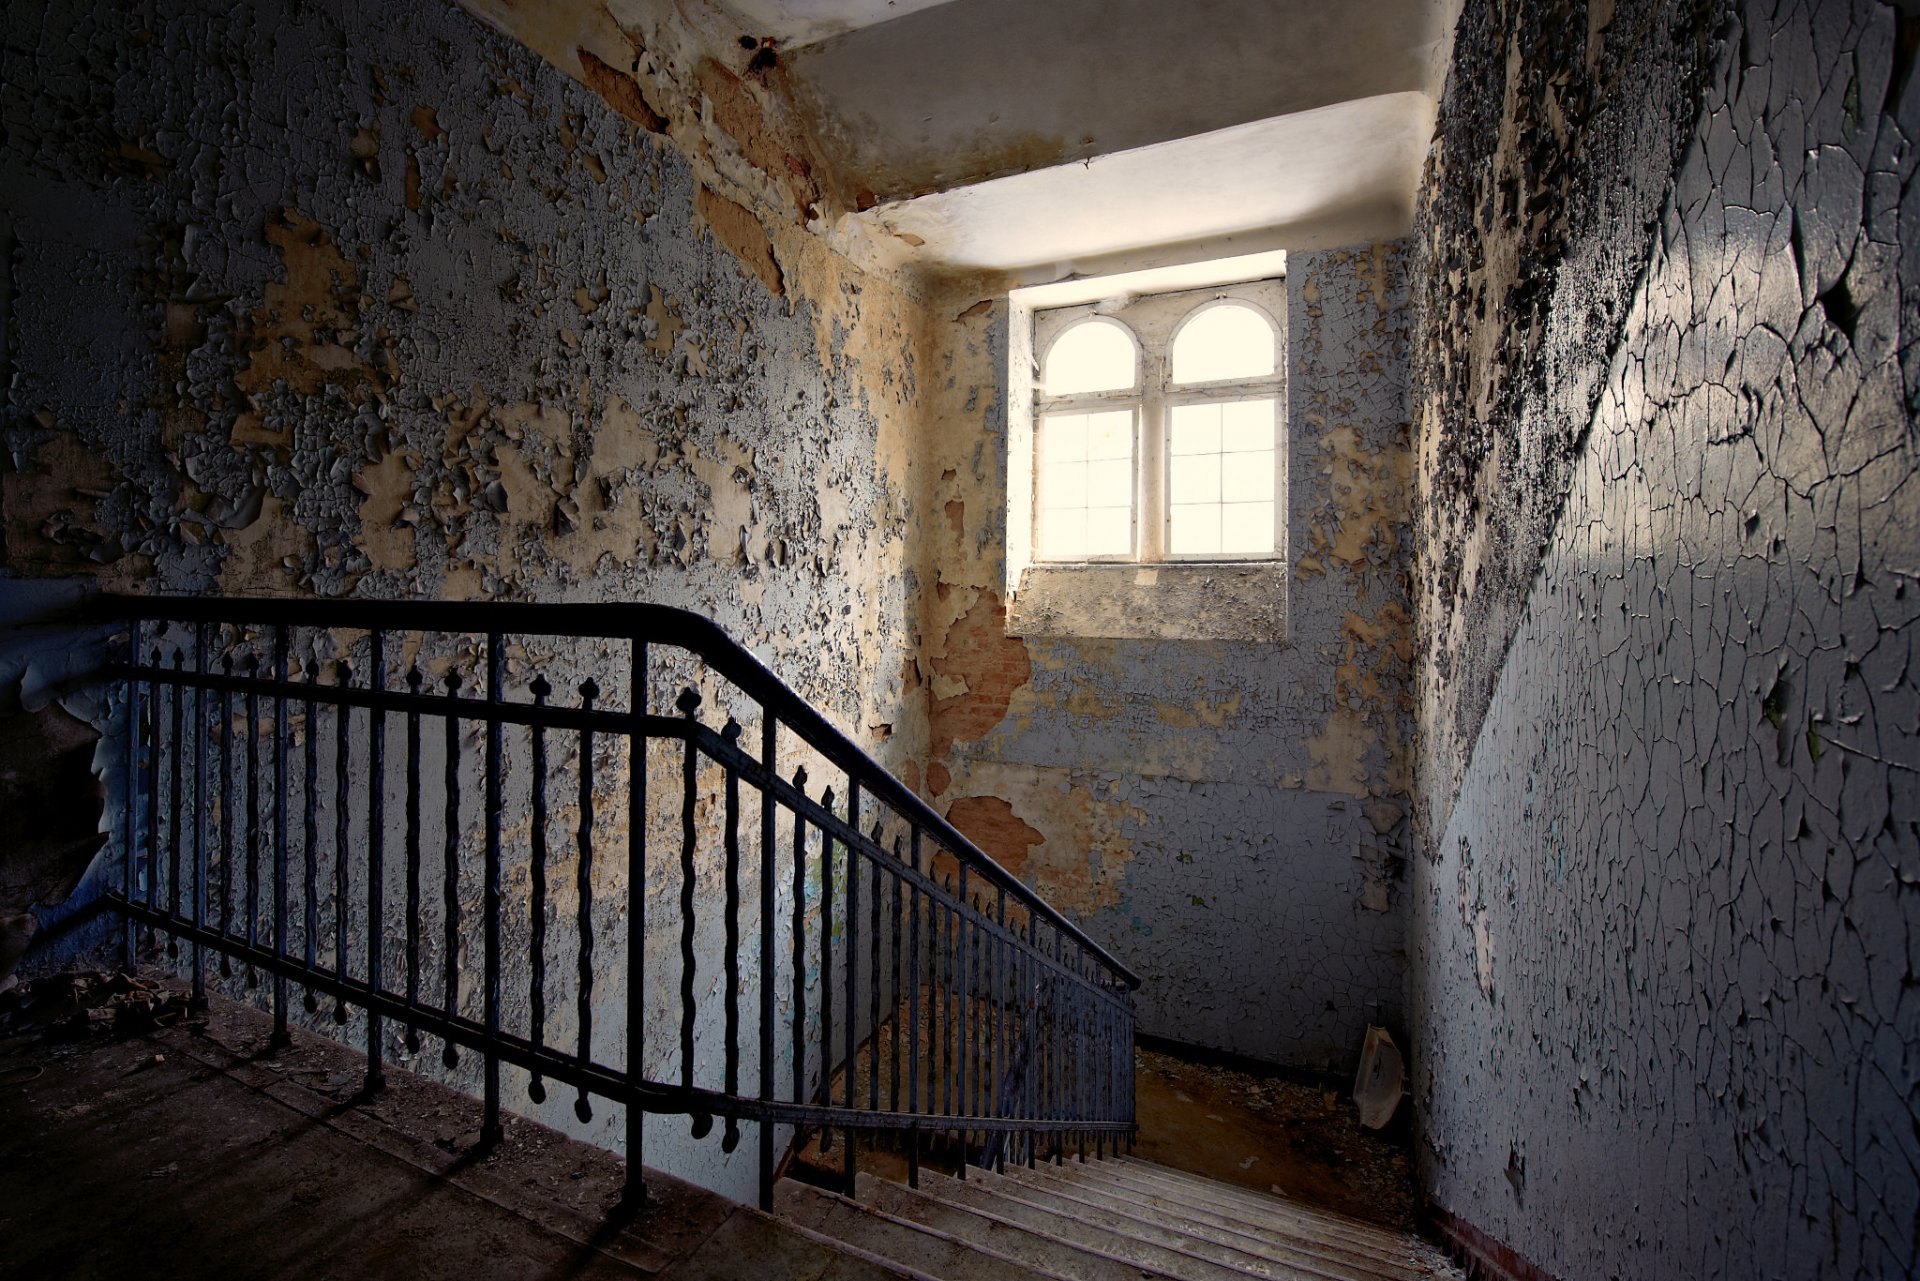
[942,795,1044,879]
[928,590,1030,758]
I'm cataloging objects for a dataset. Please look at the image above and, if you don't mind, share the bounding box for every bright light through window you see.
[1169,399,1276,554]
[1038,409,1134,559]
[1172,303,1275,384]
[1042,320,1136,396]
[1027,277,1283,565]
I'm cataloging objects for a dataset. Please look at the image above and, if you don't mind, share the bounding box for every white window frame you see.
[1029,278,1287,567]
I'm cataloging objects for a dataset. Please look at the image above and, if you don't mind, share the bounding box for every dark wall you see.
[1409,1,1920,1276]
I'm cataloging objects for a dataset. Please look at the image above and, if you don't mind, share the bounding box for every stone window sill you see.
[1007,561,1287,642]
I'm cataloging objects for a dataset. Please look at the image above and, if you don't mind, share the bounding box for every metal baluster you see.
[675,687,710,1140]
[907,828,921,1189]
[720,718,742,1155]
[245,655,262,988]
[956,862,968,1175]
[867,822,880,1117]
[332,660,350,1021]
[167,648,183,947]
[818,785,834,1154]
[757,712,777,1210]
[271,628,291,1050]
[482,635,505,1147]
[573,678,598,1126]
[121,622,138,972]
[1027,915,1037,1167]
[190,624,207,1007]
[441,671,461,1069]
[626,642,649,1207]
[842,781,860,1195]
[404,666,423,1054]
[146,647,162,925]
[889,836,902,1119]
[528,676,551,1104]
[302,658,319,1012]
[994,886,1006,1170]
[789,767,808,1127]
[219,655,235,977]
[365,631,387,1093]
[938,873,951,1132]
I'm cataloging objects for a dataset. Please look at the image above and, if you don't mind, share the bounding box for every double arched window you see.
[1032,282,1285,562]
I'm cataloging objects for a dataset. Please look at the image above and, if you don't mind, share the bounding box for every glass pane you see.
[1086,410,1133,460]
[1221,502,1275,553]
[1086,506,1132,555]
[1087,458,1132,506]
[1170,455,1220,503]
[1042,320,1136,395]
[1170,403,1221,455]
[1221,453,1274,502]
[1044,461,1087,508]
[1172,304,1275,384]
[1042,509,1086,559]
[1220,398,1275,452]
[1043,413,1087,462]
[1170,504,1220,554]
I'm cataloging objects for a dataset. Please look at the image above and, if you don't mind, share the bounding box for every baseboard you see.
[1425,1205,1558,1281]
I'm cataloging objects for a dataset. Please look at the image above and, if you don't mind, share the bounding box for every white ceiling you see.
[716,0,966,50]
[753,0,1458,282]
[862,92,1437,279]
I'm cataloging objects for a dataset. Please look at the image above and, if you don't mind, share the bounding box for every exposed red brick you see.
[943,795,1043,879]
[929,590,1029,758]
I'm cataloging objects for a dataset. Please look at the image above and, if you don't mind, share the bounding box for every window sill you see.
[1007,561,1287,642]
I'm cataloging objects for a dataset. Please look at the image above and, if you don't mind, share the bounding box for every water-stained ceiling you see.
[459,0,1458,285]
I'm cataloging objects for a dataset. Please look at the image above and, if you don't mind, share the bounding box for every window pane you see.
[1042,320,1136,395]
[1044,460,1087,508]
[1170,504,1220,554]
[1172,304,1275,384]
[1037,408,1134,560]
[1087,458,1132,506]
[1086,410,1133,460]
[1043,412,1087,462]
[1170,455,1220,503]
[1041,509,1086,560]
[1220,502,1275,553]
[1220,398,1274,452]
[1086,506,1132,556]
[1221,453,1274,502]
[1170,403,1221,455]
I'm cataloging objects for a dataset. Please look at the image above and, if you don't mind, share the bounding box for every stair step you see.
[775,1178,1070,1281]
[1116,1159,1416,1249]
[1098,1167,1451,1275]
[999,1162,1425,1281]
[1093,1160,1417,1255]
[855,1170,1218,1281]
[891,1167,1323,1281]
[661,1207,941,1281]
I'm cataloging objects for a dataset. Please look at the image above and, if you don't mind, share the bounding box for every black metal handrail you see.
[96,594,1138,1210]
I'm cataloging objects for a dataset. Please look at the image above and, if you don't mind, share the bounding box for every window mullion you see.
[1139,349,1168,562]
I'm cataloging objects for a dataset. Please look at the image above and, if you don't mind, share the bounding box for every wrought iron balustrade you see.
[98,595,1139,1210]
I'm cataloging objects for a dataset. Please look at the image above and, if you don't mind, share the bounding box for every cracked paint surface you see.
[0,0,935,1203]
[1408,2,1920,1276]
[926,247,1416,1069]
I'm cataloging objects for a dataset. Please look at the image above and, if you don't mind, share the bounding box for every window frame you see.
[1029,280,1287,567]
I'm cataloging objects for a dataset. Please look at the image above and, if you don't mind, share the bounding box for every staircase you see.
[774,1156,1464,1281]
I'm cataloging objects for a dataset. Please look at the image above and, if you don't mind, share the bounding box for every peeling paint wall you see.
[0,0,934,1201]
[926,246,1415,1069]
[1408,1,1920,1276]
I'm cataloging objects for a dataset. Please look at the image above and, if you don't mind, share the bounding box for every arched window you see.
[1027,281,1285,564]
[1041,318,1137,396]
[1171,302,1276,384]
[1033,319,1140,559]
